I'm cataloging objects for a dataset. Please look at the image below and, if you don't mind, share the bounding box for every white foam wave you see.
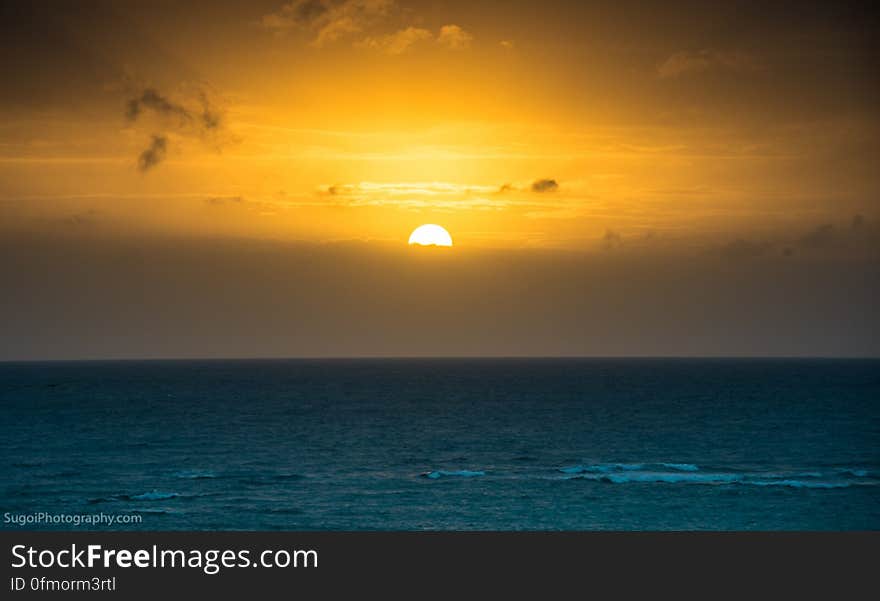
[559,466,877,489]
[129,491,181,501]
[560,462,699,475]
[422,470,486,479]
[660,463,699,472]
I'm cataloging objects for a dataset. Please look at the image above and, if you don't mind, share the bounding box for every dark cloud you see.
[288,0,330,25]
[126,88,191,124]
[794,216,878,254]
[798,224,836,249]
[261,0,394,47]
[263,0,331,30]
[126,87,222,131]
[138,135,167,172]
[126,86,227,172]
[197,91,222,131]
[63,210,99,226]
[717,217,876,260]
[3,232,878,359]
[531,178,558,193]
[201,106,222,130]
[602,229,623,251]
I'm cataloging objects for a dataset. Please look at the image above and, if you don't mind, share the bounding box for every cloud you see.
[712,217,876,260]
[602,230,623,251]
[437,24,473,50]
[126,87,222,132]
[798,216,875,249]
[500,180,564,194]
[261,0,330,30]
[125,85,229,172]
[197,91,223,131]
[356,24,475,54]
[262,3,474,52]
[531,178,559,193]
[261,0,394,47]
[357,26,432,54]
[798,223,836,249]
[714,217,876,260]
[126,89,191,125]
[321,181,498,197]
[312,180,560,211]
[500,40,514,50]
[63,209,99,226]
[657,50,760,79]
[138,135,167,172]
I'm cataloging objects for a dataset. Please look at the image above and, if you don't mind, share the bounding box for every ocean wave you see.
[172,470,217,480]
[749,479,861,489]
[560,463,698,475]
[91,491,185,503]
[835,468,870,478]
[422,470,486,479]
[559,465,878,489]
[585,472,741,485]
[128,491,181,501]
[660,463,699,472]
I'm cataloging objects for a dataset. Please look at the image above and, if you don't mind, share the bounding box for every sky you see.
[1,0,878,359]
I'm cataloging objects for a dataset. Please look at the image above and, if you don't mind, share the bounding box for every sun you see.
[408,224,453,247]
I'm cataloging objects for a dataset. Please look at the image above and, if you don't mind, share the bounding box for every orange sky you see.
[0,0,878,358]
[2,0,878,251]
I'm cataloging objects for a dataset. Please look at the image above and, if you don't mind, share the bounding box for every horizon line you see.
[1,355,878,364]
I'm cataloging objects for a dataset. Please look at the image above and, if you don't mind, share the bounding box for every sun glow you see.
[408,224,453,247]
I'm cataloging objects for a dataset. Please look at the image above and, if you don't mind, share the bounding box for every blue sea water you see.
[1,359,878,530]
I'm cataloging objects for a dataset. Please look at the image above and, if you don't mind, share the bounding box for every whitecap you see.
[422,470,486,479]
[659,463,700,472]
[750,479,853,489]
[129,491,181,501]
[597,472,741,485]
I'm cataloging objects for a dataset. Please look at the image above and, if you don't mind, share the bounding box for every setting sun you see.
[408,224,453,247]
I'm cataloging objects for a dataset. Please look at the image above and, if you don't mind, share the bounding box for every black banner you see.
[1,532,876,597]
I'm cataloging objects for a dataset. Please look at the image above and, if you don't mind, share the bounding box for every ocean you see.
[1,359,878,530]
